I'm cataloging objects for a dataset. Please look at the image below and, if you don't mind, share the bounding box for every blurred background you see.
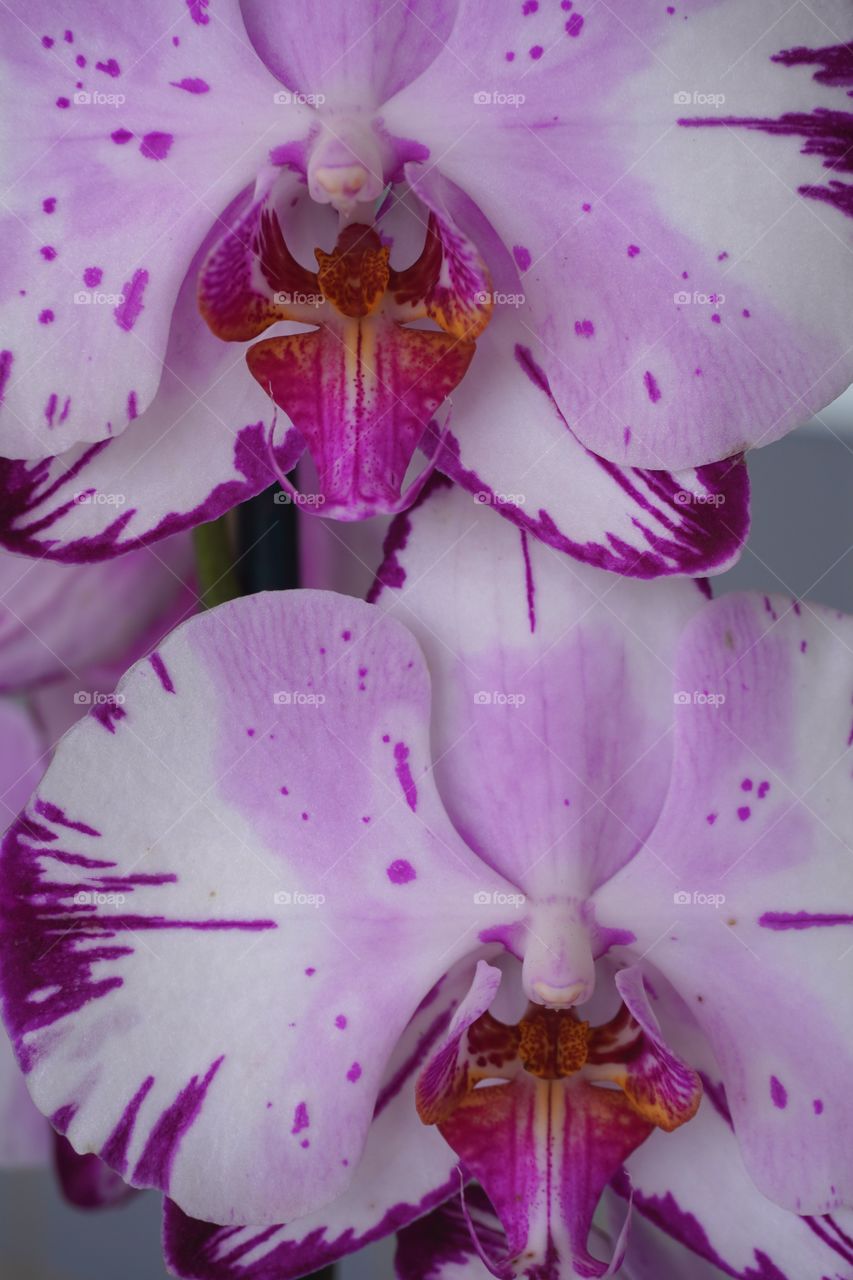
[1,387,852,1278]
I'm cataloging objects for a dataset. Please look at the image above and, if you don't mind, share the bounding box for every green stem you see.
[193,515,241,609]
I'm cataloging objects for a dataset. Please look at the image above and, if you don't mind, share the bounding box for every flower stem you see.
[192,514,241,609]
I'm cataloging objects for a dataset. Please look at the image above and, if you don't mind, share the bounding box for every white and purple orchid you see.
[1,482,851,1278]
[0,533,195,1207]
[0,1,851,576]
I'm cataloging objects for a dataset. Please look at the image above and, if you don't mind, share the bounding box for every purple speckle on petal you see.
[335,1014,347,1029]
[140,132,173,161]
[387,858,416,885]
[76,54,86,67]
[513,245,531,271]
[393,742,418,812]
[347,1062,362,1082]
[813,1098,824,1115]
[644,371,662,403]
[96,58,121,77]
[627,244,640,256]
[770,1076,788,1109]
[737,806,751,822]
[83,266,103,287]
[574,319,595,338]
[522,0,538,12]
[742,309,751,318]
[706,813,717,825]
[42,197,57,213]
[39,309,54,324]
[341,630,352,642]
[171,77,210,94]
[41,35,54,48]
[112,129,133,145]
[186,0,210,23]
[711,313,721,324]
[291,1102,309,1134]
[56,97,70,109]
[304,967,315,976]
[757,781,770,799]
[566,13,584,36]
[529,44,544,59]
[40,246,57,261]
[741,778,753,792]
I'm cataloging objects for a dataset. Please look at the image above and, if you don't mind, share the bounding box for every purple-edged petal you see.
[241,0,457,105]
[596,592,853,1214]
[0,592,514,1225]
[164,957,482,1279]
[374,478,704,900]
[53,1132,135,1210]
[434,302,749,578]
[0,252,303,561]
[0,0,301,457]
[615,1093,853,1279]
[384,1,853,470]
[0,536,193,688]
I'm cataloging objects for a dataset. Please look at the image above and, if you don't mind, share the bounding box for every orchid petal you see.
[52,1132,135,1209]
[434,304,749,578]
[0,253,303,561]
[384,0,853,469]
[0,537,193,689]
[394,1188,510,1280]
[163,958,480,1279]
[618,1093,853,1279]
[596,592,853,1214]
[0,700,44,827]
[0,0,300,458]
[374,478,703,899]
[0,592,513,1224]
[241,0,458,106]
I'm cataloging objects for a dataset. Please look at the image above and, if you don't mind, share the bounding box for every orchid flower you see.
[0,533,194,1205]
[1,2,851,578]
[1,481,851,1279]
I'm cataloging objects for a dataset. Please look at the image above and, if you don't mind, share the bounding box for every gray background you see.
[2,414,852,1278]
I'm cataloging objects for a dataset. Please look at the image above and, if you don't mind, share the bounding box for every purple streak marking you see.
[291,1102,309,1134]
[170,77,210,93]
[760,911,853,930]
[114,269,149,332]
[393,742,417,812]
[133,1057,224,1190]
[770,1075,788,1109]
[520,530,536,633]
[150,651,176,693]
[101,1075,155,1174]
